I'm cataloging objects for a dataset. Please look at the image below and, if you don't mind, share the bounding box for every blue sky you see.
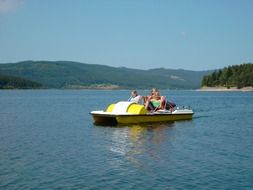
[0,0,252,70]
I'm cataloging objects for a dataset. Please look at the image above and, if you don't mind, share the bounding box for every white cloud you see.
[0,0,23,14]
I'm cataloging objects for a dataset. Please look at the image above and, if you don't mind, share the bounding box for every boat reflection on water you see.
[94,122,176,167]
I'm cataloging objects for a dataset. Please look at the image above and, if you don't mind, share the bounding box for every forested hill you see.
[201,63,253,88]
[0,74,43,89]
[0,61,211,89]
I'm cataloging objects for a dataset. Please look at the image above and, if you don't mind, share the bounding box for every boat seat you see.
[111,101,135,114]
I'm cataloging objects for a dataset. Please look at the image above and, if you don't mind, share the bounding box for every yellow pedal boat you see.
[90,101,194,125]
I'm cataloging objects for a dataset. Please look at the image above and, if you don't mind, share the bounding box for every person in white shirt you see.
[128,90,143,104]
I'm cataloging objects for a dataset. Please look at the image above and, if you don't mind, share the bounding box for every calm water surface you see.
[0,90,253,189]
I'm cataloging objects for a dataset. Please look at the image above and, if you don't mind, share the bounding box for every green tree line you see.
[201,63,253,88]
[0,74,43,89]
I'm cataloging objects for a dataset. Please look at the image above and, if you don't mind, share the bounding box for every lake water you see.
[0,90,253,190]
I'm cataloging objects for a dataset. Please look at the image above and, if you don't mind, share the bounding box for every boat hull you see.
[91,111,193,125]
[116,113,193,124]
[92,113,117,124]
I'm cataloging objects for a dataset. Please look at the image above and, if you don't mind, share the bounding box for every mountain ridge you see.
[0,60,212,89]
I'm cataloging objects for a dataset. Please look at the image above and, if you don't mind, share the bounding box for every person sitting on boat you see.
[128,90,144,104]
[145,88,166,111]
[165,101,176,111]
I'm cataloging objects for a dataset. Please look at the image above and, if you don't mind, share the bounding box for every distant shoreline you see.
[197,86,253,92]
[1,87,253,91]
